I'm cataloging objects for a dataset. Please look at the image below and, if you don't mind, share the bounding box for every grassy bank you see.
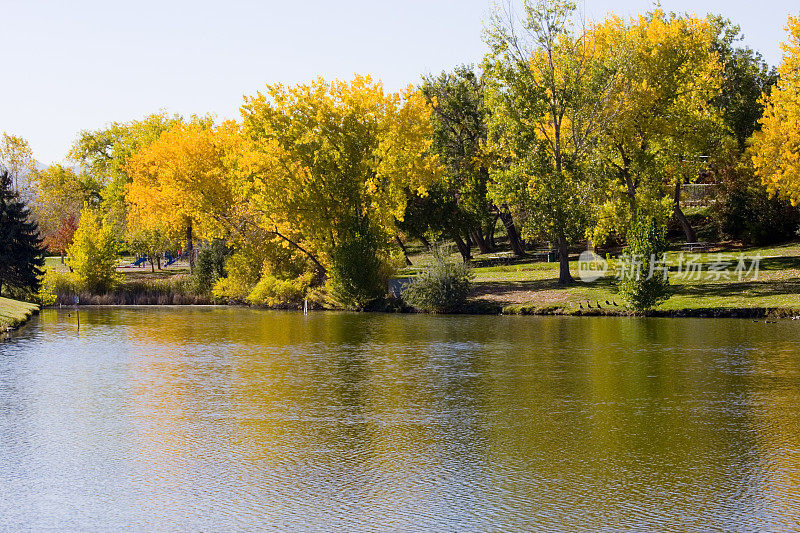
[0,297,40,330]
[43,260,215,306]
[36,240,800,317]
[403,241,800,317]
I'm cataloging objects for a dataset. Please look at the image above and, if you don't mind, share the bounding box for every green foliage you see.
[0,171,46,297]
[415,66,494,251]
[402,246,473,313]
[710,17,778,151]
[593,189,673,247]
[126,226,174,271]
[617,214,671,311]
[483,0,619,282]
[192,239,232,294]
[211,250,262,302]
[713,166,800,245]
[35,269,65,306]
[327,226,389,309]
[66,207,121,293]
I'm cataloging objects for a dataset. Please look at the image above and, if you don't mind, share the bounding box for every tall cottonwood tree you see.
[126,119,241,270]
[751,14,800,204]
[590,11,723,245]
[239,76,440,305]
[417,66,526,260]
[484,0,622,283]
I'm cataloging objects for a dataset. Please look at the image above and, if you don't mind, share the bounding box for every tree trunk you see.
[471,228,491,254]
[419,235,431,248]
[156,255,162,270]
[488,214,499,249]
[186,219,195,271]
[500,210,526,258]
[452,232,472,262]
[149,257,155,273]
[673,180,697,243]
[464,231,473,250]
[557,233,573,285]
[394,235,413,266]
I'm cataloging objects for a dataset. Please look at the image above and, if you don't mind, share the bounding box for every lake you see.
[2,308,800,531]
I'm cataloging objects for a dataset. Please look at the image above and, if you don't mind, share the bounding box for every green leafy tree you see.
[484,0,620,284]
[711,17,778,151]
[418,66,526,259]
[327,221,387,308]
[69,112,184,232]
[591,10,723,245]
[66,207,121,293]
[618,213,671,311]
[707,18,796,244]
[193,239,233,294]
[0,171,45,297]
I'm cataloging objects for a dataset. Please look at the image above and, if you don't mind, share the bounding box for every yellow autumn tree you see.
[751,14,800,204]
[590,10,724,244]
[0,133,35,193]
[238,75,441,307]
[126,119,243,267]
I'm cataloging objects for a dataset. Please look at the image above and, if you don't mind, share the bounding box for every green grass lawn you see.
[403,240,800,314]
[0,297,39,330]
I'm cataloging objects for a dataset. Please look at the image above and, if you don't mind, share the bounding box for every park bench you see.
[681,242,711,253]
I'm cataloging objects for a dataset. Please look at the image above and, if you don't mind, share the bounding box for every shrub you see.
[34,269,64,306]
[246,272,313,307]
[192,239,232,293]
[617,214,671,311]
[402,245,473,313]
[327,228,387,309]
[714,178,800,245]
[66,207,121,293]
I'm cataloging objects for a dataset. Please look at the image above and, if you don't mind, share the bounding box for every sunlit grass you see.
[0,297,39,329]
[404,241,800,313]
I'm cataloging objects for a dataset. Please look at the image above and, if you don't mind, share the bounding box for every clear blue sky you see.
[1,0,796,164]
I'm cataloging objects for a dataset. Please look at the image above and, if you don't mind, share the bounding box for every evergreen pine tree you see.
[0,171,45,296]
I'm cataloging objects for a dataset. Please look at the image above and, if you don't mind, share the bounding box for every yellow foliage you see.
[244,272,314,307]
[238,75,442,265]
[126,119,242,240]
[751,14,800,205]
[66,207,122,293]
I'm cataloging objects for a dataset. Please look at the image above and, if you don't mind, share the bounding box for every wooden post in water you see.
[74,296,80,331]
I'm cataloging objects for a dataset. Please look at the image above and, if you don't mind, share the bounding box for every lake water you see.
[2,308,800,531]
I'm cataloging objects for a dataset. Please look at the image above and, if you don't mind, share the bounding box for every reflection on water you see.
[2,308,800,530]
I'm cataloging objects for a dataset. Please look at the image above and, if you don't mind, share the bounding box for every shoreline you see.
[0,297,40,339]
[41,300,800,320]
